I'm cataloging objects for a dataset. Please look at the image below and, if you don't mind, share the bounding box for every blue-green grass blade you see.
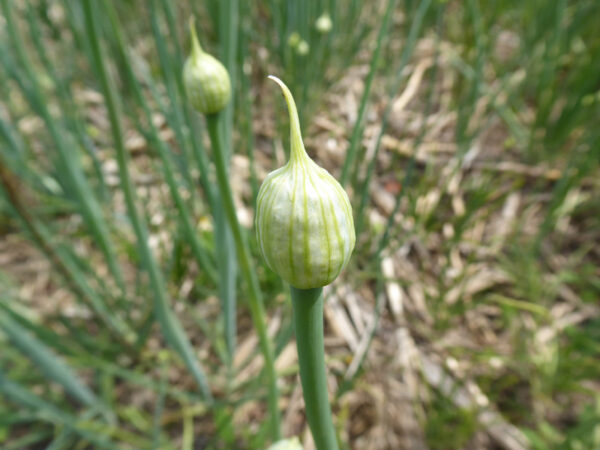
[152,2,218,211]
[81,0,212,402]
[0,308,103,412]
[210,0,240,362]
[0,0,126,295]
[0,166,134,342]
[340,0,396,187]
[148,0,197,193]
[0,372,119,449]
[218,0,238,154]
[23,1,110,203]
[354,0,432,235]
[238,14,259,207]
[101,0,218,284]
[1,429,54,450]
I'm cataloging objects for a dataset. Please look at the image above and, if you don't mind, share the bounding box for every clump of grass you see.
[0,0,599,448]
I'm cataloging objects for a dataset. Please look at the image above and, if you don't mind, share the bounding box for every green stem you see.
[82,0,212,402]
[290,286,338,450]
[339,0,396,188]
[354,0,432,235]
[205,113,281,440]
[184,16,238,364]
[0,162,133,345]
[0,0,126,296]
[101,0,217,284]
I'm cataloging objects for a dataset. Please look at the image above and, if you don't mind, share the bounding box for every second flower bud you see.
[183,19,231,115]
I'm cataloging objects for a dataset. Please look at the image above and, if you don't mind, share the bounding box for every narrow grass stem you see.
[82,0,212,402]
[101,0,217,284]
[0,0,126,295]
[218,0,239,155]
[354,0,432,235]
[0,165,134,344]
[290,286,338,450]
[149,0,197,193]
[0,372,119,448]
[339,0,396,188]
[0,309,100,411]
[205,113,281,441]
[213,0,240,362]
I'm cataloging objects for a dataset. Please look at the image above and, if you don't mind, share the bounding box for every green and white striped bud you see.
[256,76,355,289]
[183,19,231,115]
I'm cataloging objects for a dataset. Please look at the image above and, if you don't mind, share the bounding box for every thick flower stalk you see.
[256,76,354,450]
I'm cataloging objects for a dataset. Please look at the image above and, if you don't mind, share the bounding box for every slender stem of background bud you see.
[0,163,133,346]
[290,286,339,450]
[205,113,281,441]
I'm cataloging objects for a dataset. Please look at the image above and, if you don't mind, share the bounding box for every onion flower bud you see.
[288,31,301,49]
[296,40,310,56]
[183,19,231,115]
[267,437,304,450]
[315,13,332,34]
[256,76,355,289]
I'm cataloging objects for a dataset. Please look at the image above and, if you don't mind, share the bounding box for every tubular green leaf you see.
[81,0,212,402]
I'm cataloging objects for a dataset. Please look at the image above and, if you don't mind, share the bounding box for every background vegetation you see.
[1,0,599,448]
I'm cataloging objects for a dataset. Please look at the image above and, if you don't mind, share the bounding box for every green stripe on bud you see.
[183,19,231,115]
[256,76,355,289]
